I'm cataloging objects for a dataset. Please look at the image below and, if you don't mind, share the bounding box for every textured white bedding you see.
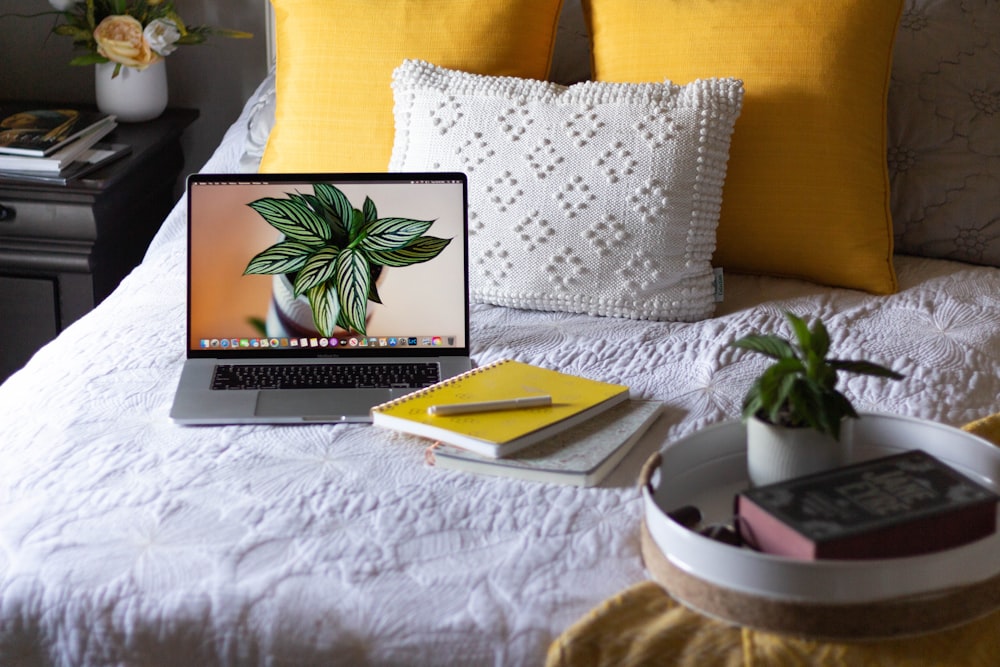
[1,76,999,666]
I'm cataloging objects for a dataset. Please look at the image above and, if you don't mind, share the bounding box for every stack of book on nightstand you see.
[0,106,128,183]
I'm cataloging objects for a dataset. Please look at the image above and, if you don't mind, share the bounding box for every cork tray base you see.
[639,414,1000,641]
[640,518,1000,641]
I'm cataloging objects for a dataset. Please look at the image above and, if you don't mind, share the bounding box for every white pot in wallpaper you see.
[95,60,168,122]
[266,272,379,339]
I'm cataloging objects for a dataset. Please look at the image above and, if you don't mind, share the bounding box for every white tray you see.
[641,413,1000,637]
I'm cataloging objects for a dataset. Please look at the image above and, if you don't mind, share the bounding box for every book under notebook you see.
[425,399,664,486]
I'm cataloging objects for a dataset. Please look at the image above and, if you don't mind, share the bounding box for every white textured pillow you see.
[389,59,743,322]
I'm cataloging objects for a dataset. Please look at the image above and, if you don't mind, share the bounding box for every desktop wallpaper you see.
[188,179,467,351]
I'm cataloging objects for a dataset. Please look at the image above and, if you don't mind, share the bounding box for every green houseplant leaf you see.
[335,248,371,335]
[244,183,452,336]
[358,218,435,253]
[306,281,339,338]
[313,183,353,237]
[247,197,329,244]
[244,240,316,276]
[731,312,904,441]
[367,236,453,267]
[293,246,341,296]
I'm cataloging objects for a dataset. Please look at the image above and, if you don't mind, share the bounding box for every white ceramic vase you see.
[95,59,168,122]
[745,416,847,487]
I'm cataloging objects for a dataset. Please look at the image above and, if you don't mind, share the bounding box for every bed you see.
[1,1,998,665]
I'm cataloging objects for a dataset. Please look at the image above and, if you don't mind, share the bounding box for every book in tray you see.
[735,449,1000,560]
[370,358,630,458]
[0,107,115,156]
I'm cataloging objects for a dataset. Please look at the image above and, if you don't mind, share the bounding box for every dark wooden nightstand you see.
[0,107,198,383]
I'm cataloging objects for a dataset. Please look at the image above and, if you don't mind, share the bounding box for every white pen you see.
[427,395,552,416]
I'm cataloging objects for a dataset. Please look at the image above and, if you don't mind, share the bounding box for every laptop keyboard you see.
[211,362,440,390]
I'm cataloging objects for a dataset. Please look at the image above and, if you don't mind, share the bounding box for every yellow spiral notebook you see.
[370,359,630,458]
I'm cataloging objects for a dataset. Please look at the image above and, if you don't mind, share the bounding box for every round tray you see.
[640,412,1000,640]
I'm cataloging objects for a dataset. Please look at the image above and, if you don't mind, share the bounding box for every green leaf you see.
[53,24,91,39]
[368,276,383,304]
[786,312,812,353]
[347,208,365,240]
[69,53,109,66]
[293,246,340,296]
[732,334,796,360]
[358,218,435,253]
[247,316,267,336]
[335,248,371,334]
[809,316,831,359]
[313,183,353,236]
[367,236,452,267]
[829,359,904,380]
[306,281,339,337]
[248,197,328,244]
[286,192,333,241]
[788,380,823,430]
[363,196,378,222]
[741,386,764,422]
[243,240,316,275]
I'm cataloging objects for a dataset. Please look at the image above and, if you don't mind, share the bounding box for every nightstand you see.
[0,107,198,383]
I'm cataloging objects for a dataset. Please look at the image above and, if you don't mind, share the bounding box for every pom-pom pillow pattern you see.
[390,60,743,322]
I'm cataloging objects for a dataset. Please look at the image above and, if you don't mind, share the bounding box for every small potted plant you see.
[731,312,904,486]
[244,182,452,337]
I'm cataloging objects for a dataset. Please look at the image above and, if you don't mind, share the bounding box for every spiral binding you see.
[371,358,512,412]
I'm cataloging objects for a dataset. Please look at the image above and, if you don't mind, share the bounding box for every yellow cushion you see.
[261,0,564,174]
[583,0,903,294]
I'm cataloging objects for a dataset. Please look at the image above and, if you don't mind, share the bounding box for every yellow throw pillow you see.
[583,0,903,294]
[261,0,564,174]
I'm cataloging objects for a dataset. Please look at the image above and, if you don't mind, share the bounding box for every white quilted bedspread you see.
[1,85,999,666]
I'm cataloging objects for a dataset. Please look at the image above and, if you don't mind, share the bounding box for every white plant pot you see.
[95,59,168,123]
[267,273,319,338]
[266,273,377,338]
[745,416,848,487]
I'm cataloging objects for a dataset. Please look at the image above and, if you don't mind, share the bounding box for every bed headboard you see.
[265,1,276,69]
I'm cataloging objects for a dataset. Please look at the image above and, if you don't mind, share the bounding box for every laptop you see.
[170,172,472,424]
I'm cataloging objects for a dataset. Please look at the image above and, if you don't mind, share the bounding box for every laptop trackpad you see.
[255,389,393,421]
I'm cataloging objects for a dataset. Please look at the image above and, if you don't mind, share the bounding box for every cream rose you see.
[144,18,181,56]
[93,15,160,69]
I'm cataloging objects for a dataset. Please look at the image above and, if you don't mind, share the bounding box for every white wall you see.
[1,0,268,177]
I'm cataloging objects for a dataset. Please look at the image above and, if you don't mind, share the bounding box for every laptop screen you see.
[186,173,469,358]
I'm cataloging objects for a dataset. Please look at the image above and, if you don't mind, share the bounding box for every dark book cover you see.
[735,450,999,560]
[0,108,115,157]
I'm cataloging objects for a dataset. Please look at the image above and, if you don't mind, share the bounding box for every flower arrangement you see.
[41,1,251,76]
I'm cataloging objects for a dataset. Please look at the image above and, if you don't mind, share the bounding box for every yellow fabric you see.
[964,412,1000,446]
[583,0,902,294]
[547,412,1000,666]
[547,581,1000,667]
[261,0,564,174]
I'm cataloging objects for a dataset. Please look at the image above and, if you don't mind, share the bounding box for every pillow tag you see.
[713,268,725,303]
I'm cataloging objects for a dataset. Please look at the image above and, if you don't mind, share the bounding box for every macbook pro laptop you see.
[170,172,472,424]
